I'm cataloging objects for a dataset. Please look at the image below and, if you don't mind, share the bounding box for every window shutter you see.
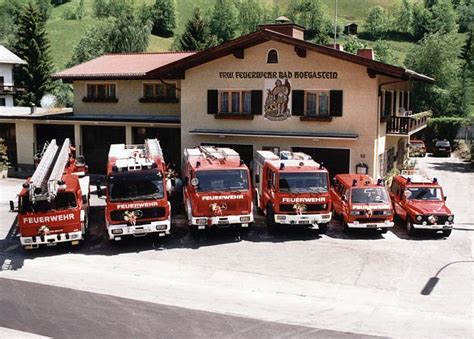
[292,90,305,116]
[207,89,218,114]
[329,90,343,117]
[251,90,262,115]
[384,91,392,117]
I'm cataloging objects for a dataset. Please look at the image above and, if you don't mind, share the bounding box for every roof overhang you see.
[189,129,358,140]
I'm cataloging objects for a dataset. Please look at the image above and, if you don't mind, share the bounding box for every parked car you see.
[433,140,451,157]
[409,139,426,157]
[389,173,454,237]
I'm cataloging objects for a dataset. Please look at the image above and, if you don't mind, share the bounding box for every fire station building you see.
[1,21,432,177]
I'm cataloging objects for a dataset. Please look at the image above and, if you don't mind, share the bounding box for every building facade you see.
[2,23,432,178]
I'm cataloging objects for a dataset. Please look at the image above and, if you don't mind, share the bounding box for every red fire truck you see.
[182,146,253,235]
[389,172,454,237]
[254,151,331,233]
[103,139,171,241]
[16,138,90,249]
[331,174,394,233]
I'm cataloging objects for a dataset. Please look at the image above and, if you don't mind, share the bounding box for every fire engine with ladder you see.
[183,146,253,235]
[16,138,90,249]
[254,151,332,233]
[103,139,171,241]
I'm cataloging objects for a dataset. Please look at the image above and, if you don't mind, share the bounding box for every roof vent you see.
[275,16,291,24]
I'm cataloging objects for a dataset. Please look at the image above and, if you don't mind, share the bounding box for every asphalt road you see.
[0,153,472,338]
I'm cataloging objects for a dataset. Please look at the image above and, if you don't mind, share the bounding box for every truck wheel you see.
[318,223,328,235]
[266,205,277,233]
[442,229,452,237]
[343,222,350,234]
[406,218,416,236]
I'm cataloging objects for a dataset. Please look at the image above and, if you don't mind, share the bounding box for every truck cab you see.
[331,174,394,233]
[255,151,331,233]
[182,146,253,235]
[389,173,454,237]
[104,139,171,241]
[17,138,90,249]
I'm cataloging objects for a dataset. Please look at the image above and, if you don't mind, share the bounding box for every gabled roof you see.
[0,45,27,65]
[147,28,434,83]
[52,52,195,81]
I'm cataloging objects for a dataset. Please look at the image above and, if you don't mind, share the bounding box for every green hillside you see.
[2,0,417,70]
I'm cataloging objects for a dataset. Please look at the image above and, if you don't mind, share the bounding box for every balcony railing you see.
[0,85,26,95]
[386,110,432,135]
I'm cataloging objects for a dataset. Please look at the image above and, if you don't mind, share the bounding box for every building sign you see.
[264,78,291,121]
[219,71,338,79]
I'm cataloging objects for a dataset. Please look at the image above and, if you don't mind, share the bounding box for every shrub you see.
[0,138,10,171]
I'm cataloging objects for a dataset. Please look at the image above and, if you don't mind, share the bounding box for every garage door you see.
[292,147,350,179]
[35,124,75,153]
[82,126,125,174]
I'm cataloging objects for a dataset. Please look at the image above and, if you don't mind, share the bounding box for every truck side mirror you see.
[184,177,189,186]
[9,200,15,212]
[341,195,346,202]
[333,178,337,186]
[255,173,260,184]
[267,179,272,189]
[444,196,447,201]
[96,179,102,198]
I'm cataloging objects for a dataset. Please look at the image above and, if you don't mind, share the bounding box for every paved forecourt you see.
[0,155,472,338]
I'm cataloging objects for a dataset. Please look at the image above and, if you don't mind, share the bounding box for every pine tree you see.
[148,0,177,37]
[175,7,215,51]
[209,0,238,43]
[13,3,54,106]
[286,0,332,42]
[236,0,265,35]
[108,9,152,53]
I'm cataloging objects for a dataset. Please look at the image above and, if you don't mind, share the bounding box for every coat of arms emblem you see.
[264,78,291,121]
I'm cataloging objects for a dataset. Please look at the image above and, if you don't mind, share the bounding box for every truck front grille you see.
[110,207,166,222]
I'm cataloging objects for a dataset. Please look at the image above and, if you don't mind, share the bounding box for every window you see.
[219,90,252,114]
[267,49,278,63]
[84,83,117,102]
[0,98,5,106]
[305,91,330,117]
[143,83,177,99]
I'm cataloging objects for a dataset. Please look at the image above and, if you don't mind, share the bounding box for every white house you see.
[0,45,26,107]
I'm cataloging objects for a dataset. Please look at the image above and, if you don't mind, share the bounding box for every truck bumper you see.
[347,220,394,229]
[191,214,254,230]
[274,213,332,228]
[413,222,453,230]
[20,231,83,249]
[108,219,171,241]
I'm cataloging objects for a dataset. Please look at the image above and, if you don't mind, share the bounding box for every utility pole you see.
[333,0,338,48]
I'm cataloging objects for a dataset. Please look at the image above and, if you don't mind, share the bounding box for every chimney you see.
[357,48,374,60]
[30,103,36,115]
[259,16,305,40]
[325,44,344,51]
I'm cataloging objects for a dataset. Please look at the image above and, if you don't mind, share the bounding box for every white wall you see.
[0,64,14,85]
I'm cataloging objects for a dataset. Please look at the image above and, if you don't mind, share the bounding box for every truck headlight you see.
[240,216,251,222]
[381,210,392,215]
[196,218,207,225]
[447,215,454,222]
[23,238,32,244]
[416,215,423,222]
[156,224,167,230]
[350,210,361,216]
[276,215,286,221]
[111,229,123,235]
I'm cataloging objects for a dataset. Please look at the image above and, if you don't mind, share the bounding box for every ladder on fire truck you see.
[144,138,163,159]
[198,146,239,161]
[29,138,71,203]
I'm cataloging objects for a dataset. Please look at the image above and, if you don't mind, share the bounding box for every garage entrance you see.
[35,124,75,153]
[292,147,350,179]
[132,127,181,170]
[82,126,125,174]
[0,123,17,169]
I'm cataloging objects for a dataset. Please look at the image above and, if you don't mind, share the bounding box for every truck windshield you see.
[405,187,442,201]
[108,170,164,202]
[19,192,77,214]
[195,170,249,192]
[279,172,328,193]
[351,187,389,204]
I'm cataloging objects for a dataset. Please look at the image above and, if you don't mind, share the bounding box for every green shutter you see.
[329,90,343,117]
[251,90,262,115]
[292,90,305,116]
[207,90,218,114]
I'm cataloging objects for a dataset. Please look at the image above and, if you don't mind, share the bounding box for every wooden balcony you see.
[386,111,432,136]
[0,85,26,95]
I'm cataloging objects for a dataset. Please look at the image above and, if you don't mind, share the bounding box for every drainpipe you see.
[376,78,408,177]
